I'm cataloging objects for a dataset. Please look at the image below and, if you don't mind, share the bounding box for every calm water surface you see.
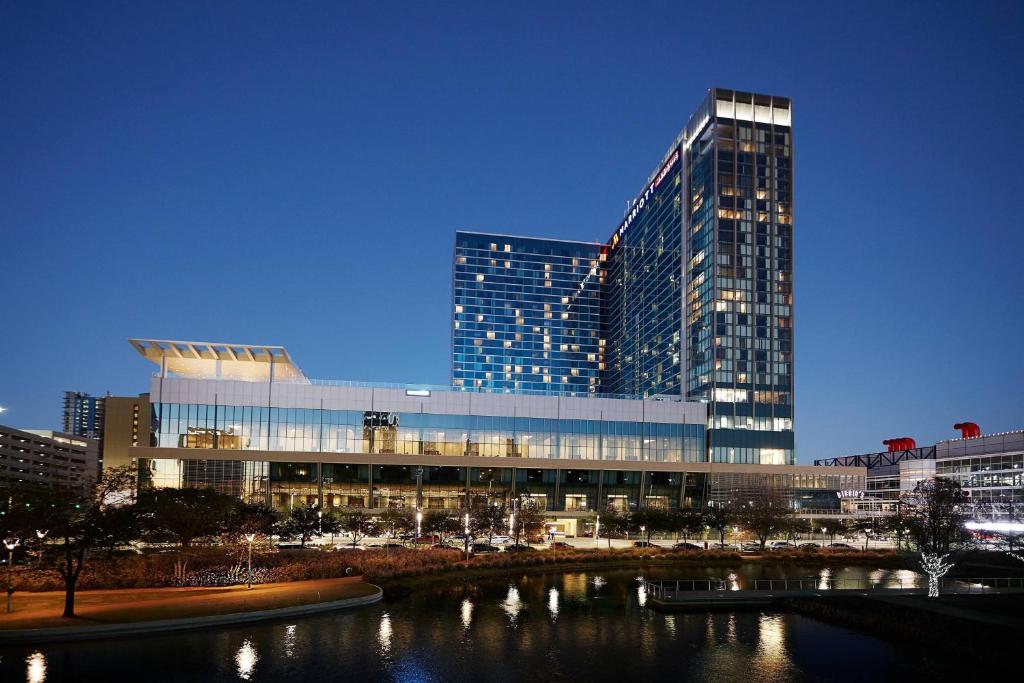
[1,565,959,682]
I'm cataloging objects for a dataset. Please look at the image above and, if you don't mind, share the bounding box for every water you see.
[1,565,955,682]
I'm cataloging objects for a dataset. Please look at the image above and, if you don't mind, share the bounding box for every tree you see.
[630,508,671,544]
[599,509,630,549]
[139,487,239,579]
[378,508,415,542]
[784,517,812,543]
[471,503,508,545]
[1,466,139,618]
[338,510,376,547]
[905,478,971,597]
[280,504,340,548]
[704,501,736,546]
[673,509,706,543]
[852,518,875,551]
[421,510,461,545]
[509,495,544,547]
[739,492,792,549]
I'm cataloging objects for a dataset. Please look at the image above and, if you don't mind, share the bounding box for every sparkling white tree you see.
[904,478,970,598]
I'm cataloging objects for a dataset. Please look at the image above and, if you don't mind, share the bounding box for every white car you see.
[482,535,511,545]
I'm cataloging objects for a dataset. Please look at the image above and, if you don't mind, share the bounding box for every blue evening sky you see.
[2,2,1022,462]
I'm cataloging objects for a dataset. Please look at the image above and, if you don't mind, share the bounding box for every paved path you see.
[0,577,377,632]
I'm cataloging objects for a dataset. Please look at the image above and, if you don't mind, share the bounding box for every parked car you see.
[471,543,501,553]
[486,535,511,545]
[799,542,820,549]
[770,541,797,550]
[741,542,762,552]
[827,542,856,550]
[429,543,455,551]
[412,535,441,544]
[672,542,702,551]
[504,544,536,553]
[548,541,572,550]
[633,541,656,548]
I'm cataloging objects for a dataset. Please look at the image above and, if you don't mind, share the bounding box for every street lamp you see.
[4,538,19,613]
[464,513,471,560]
[35,529,48,568]
[595,515,601,548]
[244,534,256,589]
[317,510,323,539]
[640,525,647,544]
[821,527,827,545]
[416,510,423,541]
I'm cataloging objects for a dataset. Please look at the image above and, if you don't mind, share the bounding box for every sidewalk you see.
[0,577,377,631]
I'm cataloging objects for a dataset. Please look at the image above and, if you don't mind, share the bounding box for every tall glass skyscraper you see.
[452,88,795,464]
[451,232,603,395]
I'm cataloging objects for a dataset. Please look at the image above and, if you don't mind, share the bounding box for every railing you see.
[643,577,1024,601]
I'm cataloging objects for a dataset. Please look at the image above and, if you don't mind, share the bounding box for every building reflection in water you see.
[752,614,791,678]
[727,571,739,591]
[378,612,393,655]
[818,568,832,590]
[548,588,559,619]
[283,624,297,658]
[663,614,676,636]
[726,613,737,645]
[235,639,258,680]
[502,585,523,624]
[461,597,473,630]
[26,651,47,683]
[893,569,919,589]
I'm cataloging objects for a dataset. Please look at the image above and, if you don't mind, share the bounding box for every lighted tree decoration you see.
[904,478,970,598]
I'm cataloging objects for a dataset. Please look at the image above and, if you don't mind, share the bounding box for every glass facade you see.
[693,90,795,465]
[452,232,603,395]
[602,147,683,398]
[450,90,796,465]
[150,403,705,463]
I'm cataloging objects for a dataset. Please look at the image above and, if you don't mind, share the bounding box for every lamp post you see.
[464,513,471,560]
[595,515,600,548]
[35,530,48,568]
[4,538,19,613]
[317,510,323,540]
[821,527,827,546]
[416,510,422,542]
[244,534,256,589]
[640,525,647,544]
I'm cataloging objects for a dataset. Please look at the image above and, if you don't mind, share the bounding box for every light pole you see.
[595,515,600,548]
[4,538,19,613]
[821,527,827,546]
[244,534,256,589]
[640,525,647,544]
[464,513,471,560]
[35,530,48,568]
[416,510,422,543]
[317,510,323,540]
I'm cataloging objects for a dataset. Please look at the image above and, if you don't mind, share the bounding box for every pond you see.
[1,565,960,682]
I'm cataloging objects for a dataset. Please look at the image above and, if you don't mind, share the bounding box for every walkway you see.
[0,577,378,632]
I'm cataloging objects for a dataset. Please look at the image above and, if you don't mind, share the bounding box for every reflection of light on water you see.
[705,614,715,643]
[727,571,739,591]
[893,569,919,589]
[502,585,523,623]
[664,614,676,636]
[637,583,648,607]
[592,576,606,589]
[726,613,737,645]
[284,624,296,658]
[818,568,832,590]
[548,588,559,619]
[461,597,473,629]
[753,614,790,676]
[378,613,393,654]
[868,569,885,587]
[562,573,587,599]
[26,652,47,683]
[235,639,258,680]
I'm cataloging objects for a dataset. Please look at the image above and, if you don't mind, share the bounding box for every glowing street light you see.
[35,530,48,568]
[244,533,256,589]
[416,510,423,540]
[4,538,19,613]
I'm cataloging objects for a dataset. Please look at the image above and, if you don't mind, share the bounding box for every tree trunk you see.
[63,577,76,618]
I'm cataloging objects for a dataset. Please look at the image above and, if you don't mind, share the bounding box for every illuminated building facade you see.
[121,339,862,531]
[454,88,796,465]
[452,232,603,396]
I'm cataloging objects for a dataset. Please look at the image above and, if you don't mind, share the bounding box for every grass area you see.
[0,577,377,631]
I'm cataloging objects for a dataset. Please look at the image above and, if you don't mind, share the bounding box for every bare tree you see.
[704,501,736,547]
[905,478,970,597]
[738,491,792,550]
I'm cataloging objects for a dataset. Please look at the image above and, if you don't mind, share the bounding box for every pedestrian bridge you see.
[643,577,1024,611]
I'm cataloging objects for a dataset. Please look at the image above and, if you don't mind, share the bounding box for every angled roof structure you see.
[129,339,308,383]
